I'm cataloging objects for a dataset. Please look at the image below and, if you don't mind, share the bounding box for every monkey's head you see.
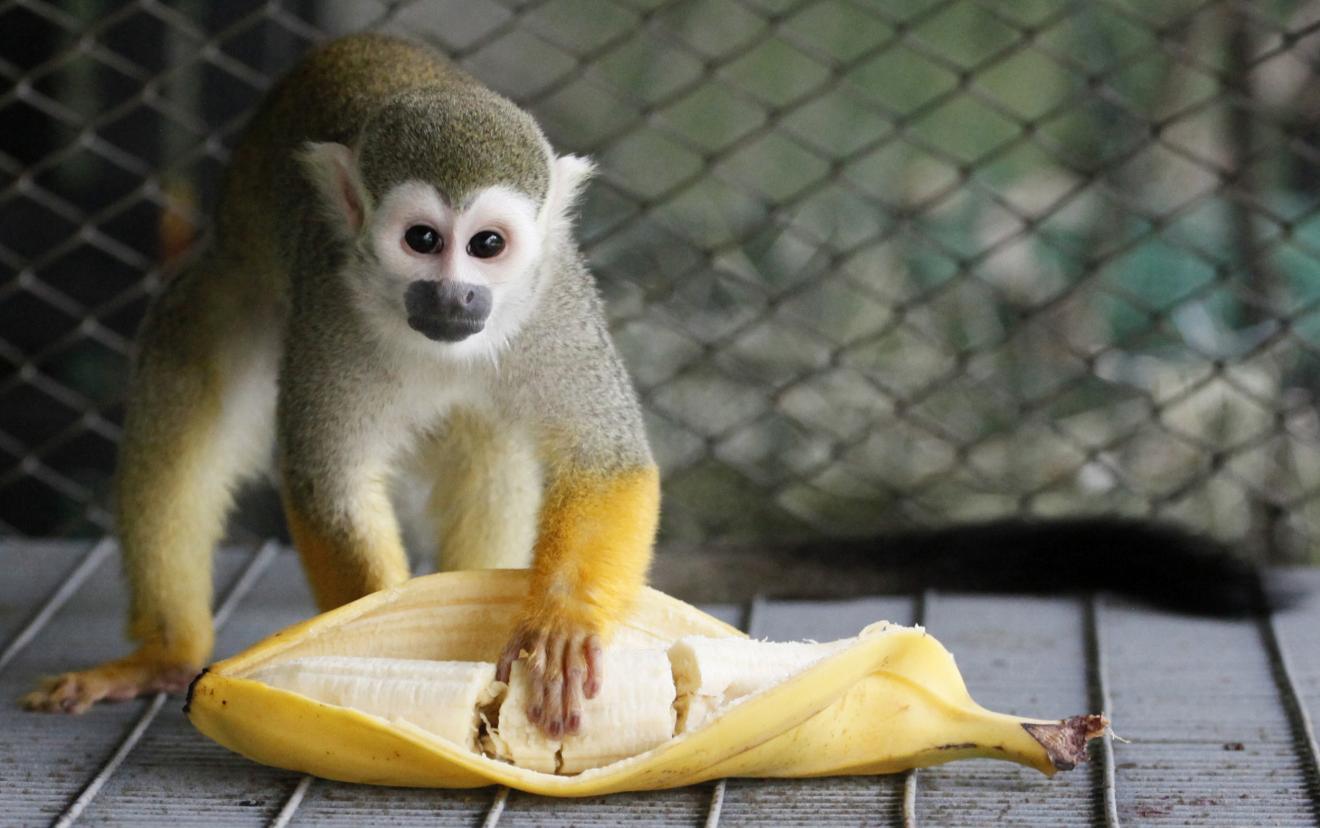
[299,88,593,360]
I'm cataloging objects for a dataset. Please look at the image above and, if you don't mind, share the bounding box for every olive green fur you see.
[359,89,550,206]
[218,33,551,274]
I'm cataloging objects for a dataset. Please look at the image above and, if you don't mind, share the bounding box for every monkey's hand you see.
[496,619,604,738]
[20,648,199,714]
[500,464,661,737]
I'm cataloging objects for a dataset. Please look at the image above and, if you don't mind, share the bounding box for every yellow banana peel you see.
[186,570,1106,795]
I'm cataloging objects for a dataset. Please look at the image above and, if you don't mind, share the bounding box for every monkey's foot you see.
[497,622,603,739]
[20,652,200,714]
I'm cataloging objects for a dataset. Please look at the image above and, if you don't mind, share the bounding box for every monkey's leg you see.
[426,410,540,572]
[22,261,278,713]
[497,464,660,737]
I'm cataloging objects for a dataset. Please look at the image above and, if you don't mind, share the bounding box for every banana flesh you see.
[246,656,500,753]
[670,635,855,731]
[186,570,1107,795]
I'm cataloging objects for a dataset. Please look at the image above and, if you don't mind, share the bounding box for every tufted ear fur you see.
[541,153,595,233]
[298,142,369,236]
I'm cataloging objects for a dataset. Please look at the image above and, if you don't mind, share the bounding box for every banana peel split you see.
[186,570,1107,795]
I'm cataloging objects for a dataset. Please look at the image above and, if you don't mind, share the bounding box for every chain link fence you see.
[4,0,1320,563]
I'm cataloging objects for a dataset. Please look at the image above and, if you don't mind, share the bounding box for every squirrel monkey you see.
[23,33,656,738]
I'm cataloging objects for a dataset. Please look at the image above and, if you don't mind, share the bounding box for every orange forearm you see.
[524,464,660,636]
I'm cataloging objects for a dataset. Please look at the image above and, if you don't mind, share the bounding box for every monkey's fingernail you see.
[529,705,542,723]
[547,719,563,738]
[566,713,581,733]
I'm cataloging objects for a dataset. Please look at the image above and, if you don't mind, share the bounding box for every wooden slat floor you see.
[2,539,1318,827]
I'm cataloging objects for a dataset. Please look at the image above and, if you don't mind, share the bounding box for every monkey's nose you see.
[404,280,492,342]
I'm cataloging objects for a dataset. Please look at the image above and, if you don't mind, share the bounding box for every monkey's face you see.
[359,181,545,359]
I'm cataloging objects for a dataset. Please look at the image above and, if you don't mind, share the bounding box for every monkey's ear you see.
[298,142,368,236]
[541,153,595,231]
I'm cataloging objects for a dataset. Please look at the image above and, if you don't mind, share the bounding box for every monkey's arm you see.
[497,462,660,737]
[277,304,412,612]
[494,271,659,737]
[526,466,660,632]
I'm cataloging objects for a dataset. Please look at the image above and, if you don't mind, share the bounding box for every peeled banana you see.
[246,656,498,754]
[186,570,1106,795]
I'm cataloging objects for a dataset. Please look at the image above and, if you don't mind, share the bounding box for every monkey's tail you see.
[785,518,1290,617]
[656,519,1297,615]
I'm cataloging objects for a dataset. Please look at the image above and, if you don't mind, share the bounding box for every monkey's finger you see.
[543,633,567,682]
[563,634,588,734]
[529,648,558,729]
[524,628,551,677]
[496,629,530,682]
[583,634,604,699]
[496,639,520,683]
[539,635,569,737]
[527,676,545,726]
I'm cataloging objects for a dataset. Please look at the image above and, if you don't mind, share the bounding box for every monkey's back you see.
[215,34,477,276]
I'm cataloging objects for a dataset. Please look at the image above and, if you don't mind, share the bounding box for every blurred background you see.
[3,0,1320,565]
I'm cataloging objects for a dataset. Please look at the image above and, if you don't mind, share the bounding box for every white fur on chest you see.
[389,344,498,434]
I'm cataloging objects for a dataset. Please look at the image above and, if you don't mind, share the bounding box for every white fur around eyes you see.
[456,186,541,275]
[368,181,450,278]
[353,181,546,364]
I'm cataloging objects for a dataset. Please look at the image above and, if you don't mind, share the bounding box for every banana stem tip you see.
[1023,714,1109,771]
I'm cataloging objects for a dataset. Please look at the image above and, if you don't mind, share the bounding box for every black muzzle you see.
[405,280,492,343]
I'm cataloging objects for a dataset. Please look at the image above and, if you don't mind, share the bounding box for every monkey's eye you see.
[404,225,442,254]
[467,230,505,259]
